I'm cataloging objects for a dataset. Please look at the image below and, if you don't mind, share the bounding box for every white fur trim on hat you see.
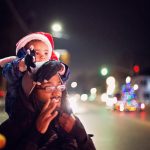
[0,56,16,67]
[16,33,52,58]
[29,61,47,74]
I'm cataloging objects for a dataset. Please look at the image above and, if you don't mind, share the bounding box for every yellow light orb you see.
[0,134,6,149]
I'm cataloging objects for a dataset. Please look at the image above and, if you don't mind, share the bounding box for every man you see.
[0,60,96,150]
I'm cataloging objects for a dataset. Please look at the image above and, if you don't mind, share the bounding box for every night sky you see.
[0,0,150,81]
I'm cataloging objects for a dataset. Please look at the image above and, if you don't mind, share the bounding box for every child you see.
[0,32,58,68]
[15,32,58,72]
[1,32,69,117]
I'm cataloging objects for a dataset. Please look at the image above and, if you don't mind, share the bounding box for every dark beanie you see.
[22,60,70,96]
[33,60,62,83]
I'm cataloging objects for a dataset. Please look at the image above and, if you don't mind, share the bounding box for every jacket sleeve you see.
[59,137,78,150]
[70,116,96,150]
[2,58,24,84]
[15,125,43,150]
[0,119,24,150]
[0,119,43,150]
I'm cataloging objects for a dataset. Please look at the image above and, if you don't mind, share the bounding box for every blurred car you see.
[113,99,145,112]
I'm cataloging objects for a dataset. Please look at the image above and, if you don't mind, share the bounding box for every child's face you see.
[26,40,50,62]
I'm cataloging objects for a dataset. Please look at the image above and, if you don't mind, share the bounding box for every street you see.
[1,101,150,150]
[76,101,150,150]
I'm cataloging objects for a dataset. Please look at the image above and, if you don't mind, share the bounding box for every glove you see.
[24,49,36,72]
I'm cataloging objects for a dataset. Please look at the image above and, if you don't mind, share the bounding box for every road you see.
[75,101,150,150]
[1,101,150,150]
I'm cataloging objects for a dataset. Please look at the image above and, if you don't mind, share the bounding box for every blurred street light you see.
[50,22,69,39]
[133,84,138,90]
[106,76,116,95]
[51,22,63,38]
[133,65,140,73]
[126,76,131,83]
[55,49,70,64]
[51,23,62,32]
[81,94,88,101]
[106,76,115,85]
[90,88,97,94]
[99,67,108,76]
[101,93,108,102]
[71,82,78,88]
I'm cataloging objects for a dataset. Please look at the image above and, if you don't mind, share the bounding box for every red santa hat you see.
[16,32,58,60]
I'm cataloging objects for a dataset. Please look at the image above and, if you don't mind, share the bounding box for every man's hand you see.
[59,113,76,133]
[36,100,58,134]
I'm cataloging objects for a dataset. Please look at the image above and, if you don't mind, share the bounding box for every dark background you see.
[0,0,150,89]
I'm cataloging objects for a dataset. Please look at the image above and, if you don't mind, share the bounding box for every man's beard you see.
[38,96,61,109]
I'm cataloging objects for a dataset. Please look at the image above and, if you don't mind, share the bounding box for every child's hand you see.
[24,49,36,72]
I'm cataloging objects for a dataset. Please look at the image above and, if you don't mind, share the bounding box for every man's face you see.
[27,40,50,62]
[35,74,64,108]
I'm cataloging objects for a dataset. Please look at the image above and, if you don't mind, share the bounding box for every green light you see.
[101,67,108,76]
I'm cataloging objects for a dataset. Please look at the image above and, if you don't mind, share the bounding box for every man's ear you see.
[58,63,66,75]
